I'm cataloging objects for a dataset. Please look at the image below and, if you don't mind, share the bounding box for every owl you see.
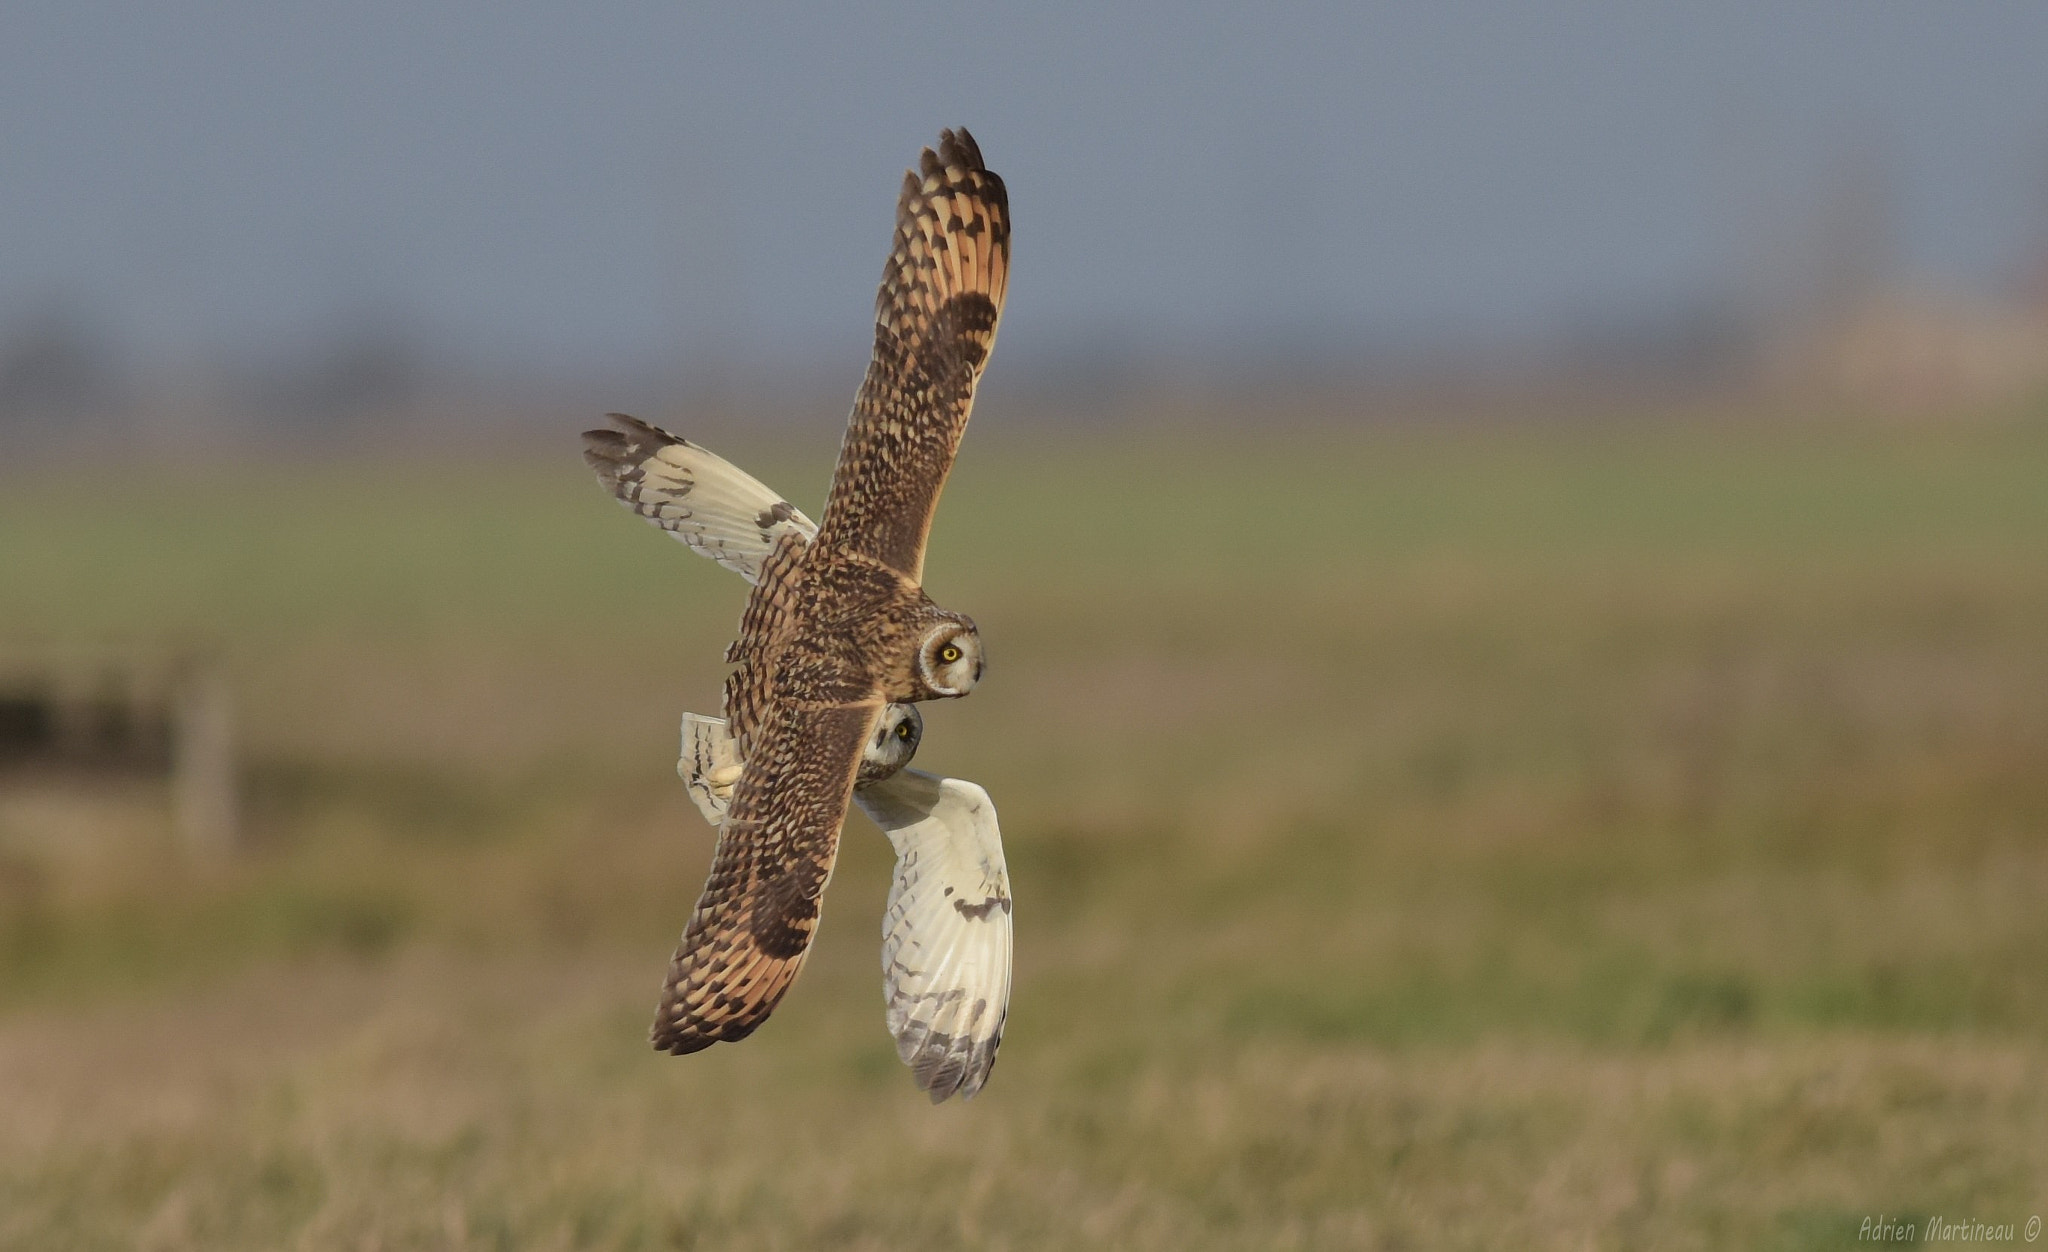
[682,703,1010,1102]
[581,129,1011,1100]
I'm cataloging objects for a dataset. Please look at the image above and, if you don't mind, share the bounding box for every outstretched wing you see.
[582,413,818,585]
[678,713,1012,1101]
[855,769,1012,1102]
[651,700,881,1053]
[814,128,1009,583]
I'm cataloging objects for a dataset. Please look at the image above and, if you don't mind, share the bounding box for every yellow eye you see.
[895,720,914,741]
[939,644,962,664]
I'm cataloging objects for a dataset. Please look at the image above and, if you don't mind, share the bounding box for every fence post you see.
[172,666,238,858]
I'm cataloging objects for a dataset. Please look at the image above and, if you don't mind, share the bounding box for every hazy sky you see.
[7,2,2048,376]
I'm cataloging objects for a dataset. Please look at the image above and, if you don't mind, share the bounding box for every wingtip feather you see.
[935,127,985,172]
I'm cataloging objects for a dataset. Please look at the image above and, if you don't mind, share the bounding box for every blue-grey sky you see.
[6,2,2048,376]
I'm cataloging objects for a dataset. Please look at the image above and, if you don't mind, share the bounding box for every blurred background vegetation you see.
[4,413,2045,1249]
[6,4,2048,1249]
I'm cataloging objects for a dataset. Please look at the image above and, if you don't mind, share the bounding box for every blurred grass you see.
[2,413,2046,1248]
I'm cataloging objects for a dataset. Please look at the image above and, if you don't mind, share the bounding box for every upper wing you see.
[651,700,881,1054]
[814,128,1009,583]
[582,413,818,585]
[854,768,1012,1102]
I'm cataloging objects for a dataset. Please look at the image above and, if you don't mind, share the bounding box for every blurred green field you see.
[2,413,2047,1249]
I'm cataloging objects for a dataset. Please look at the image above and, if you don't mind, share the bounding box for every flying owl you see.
[580,129,1011,1100]
[681,703,1010,1102]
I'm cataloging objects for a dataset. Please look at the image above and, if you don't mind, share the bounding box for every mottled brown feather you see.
[651,700,882,1053]
[814,126,1009,583]
[721,532,810,751]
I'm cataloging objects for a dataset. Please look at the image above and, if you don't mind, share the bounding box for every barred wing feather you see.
[855,769,1012,1103]
[680,712,743,825]
[582,414,818,584]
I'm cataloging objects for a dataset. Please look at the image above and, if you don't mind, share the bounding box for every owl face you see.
[916,619,984,697]
[858,703,923,786]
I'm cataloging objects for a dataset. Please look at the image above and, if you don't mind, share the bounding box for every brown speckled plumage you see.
[817,127,1009,583]
[583,129,1008,1057]
[649,700,876,1051]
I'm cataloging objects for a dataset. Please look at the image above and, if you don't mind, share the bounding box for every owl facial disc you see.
[859,704,923,786]
[917,620,983,697]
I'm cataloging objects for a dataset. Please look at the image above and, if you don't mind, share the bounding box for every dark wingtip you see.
[650,990,770,1056]
[937,127,984,171]
[601,412,666,440]
[903,129,996,217]
[580,432,625,473]
[650,1012,731,1055]
[582,412,691,472]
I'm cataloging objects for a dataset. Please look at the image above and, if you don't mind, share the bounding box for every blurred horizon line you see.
[5,274,2048,460]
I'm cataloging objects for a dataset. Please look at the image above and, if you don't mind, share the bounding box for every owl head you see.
[858,703,923,786]
[916,617,984,697]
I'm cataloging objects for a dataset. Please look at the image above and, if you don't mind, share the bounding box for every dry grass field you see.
[2,412,2046,1249]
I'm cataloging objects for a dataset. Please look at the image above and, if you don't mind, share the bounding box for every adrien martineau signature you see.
[1859,1214,2041,1243]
